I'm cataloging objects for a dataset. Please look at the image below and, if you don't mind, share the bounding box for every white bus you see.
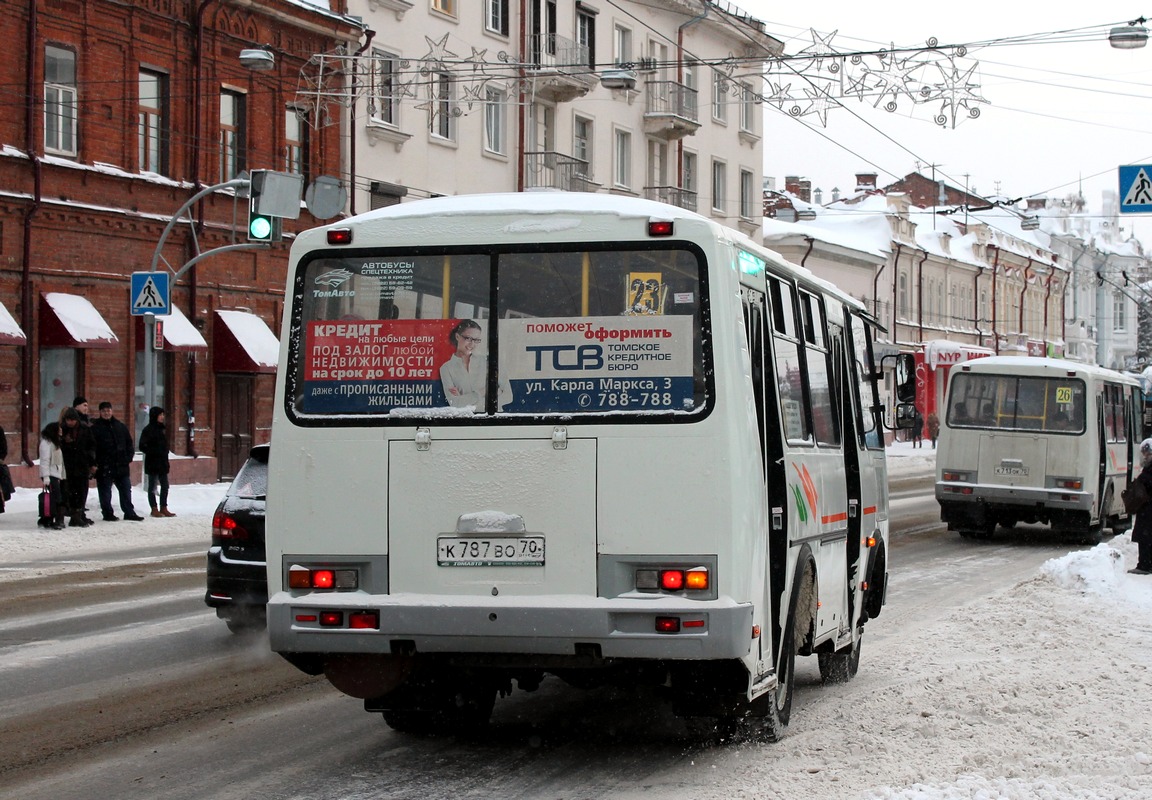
[266,193,904,738]
[936,356,1142,542]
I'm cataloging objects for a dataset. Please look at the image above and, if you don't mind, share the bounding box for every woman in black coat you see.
[1130,438,1152,574]
[138,406,174,517]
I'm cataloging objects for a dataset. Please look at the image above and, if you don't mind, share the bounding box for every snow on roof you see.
[0,299,27,344]
[159,305,207,349]
[763,196,893,260]
[43,292,118,345]
[215,309,279,368]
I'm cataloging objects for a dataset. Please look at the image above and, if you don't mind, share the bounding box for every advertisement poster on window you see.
[497,316,695,413]
[300,318,487,413]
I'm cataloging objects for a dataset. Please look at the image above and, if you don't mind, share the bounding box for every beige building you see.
[343,0,780,238]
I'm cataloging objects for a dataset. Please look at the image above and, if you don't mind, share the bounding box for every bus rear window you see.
[948,373,1086,433]
[288,245,706,421]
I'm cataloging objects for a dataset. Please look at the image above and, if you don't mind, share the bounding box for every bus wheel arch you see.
[863,540,887,620]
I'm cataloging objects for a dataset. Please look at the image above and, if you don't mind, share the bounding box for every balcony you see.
[645,186,697,212]
[526,33,597,103]
[643,81,699,140]
[524,151,598,192]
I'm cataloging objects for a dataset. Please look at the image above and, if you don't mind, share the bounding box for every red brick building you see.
[0,0,363,481]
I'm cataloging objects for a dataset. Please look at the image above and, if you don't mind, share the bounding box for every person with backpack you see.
[139,406,175,518]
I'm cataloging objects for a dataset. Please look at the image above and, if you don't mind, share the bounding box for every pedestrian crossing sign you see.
[131,271,170,316]
[1119,165,1152,213]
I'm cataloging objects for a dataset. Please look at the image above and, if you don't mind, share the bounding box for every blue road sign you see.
[131,271,170,316]
[1119,165,1152,213]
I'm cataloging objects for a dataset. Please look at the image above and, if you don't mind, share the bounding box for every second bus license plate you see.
[437,536,545,567]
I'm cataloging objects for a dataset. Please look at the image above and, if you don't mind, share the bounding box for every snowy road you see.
[5,474,1128,800]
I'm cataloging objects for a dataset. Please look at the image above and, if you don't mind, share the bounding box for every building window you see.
[138,69,168,174]
[45,45,77,156]
[219,90,245,181]
[370,180,407,210]
[739,81,756,133]
[484,87,506,154]
[573,115,592,171]
[683,60,698,94]
[739,169,755,219]
[614,129,631,188]
[430,72,455,141]
[285,107,309,176]
[1114,291,1127,332]
[712,71,728,123]
[370,49,400,126]
[486,0,509,35]
[576,6,596,69]
[682,151,697,194]
[614,24,632,66]
[432,0,455,15]
[711,159,726,213]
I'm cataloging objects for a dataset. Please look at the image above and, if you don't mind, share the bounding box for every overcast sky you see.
[734,1,1152,244]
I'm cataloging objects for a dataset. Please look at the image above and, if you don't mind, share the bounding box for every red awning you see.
[134,304,208,352]
[0,299,27,345]
[40,293,118,349]
[213,309,278,374]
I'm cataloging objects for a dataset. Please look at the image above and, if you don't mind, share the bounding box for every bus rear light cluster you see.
[655,616,706,633]
[288,565,359,591]
[635,567,709,592]
[1054,478,1083,490]
[298,610,379,629]
[942,470,971,482]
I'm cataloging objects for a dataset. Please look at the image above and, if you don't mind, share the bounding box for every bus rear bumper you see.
[267,592,755,662]
[936,482,1094,529]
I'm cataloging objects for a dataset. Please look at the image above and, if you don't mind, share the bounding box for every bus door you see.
[742,286,783,669]
[829,319,861,629]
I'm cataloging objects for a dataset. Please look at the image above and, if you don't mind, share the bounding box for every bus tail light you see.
[319,611,343,627]
[327,228,353,245]
[288,565,359,591]
[648,220,674,237]
[1054,478,1083,490]
[636,567,709,592]
[654,617,706,633]
[942,470,971,482]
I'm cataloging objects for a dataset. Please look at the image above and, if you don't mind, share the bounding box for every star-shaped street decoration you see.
[422,33,458,71]
[801,84,839,127]
[931,60,986,128]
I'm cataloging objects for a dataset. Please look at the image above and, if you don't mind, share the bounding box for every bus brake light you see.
[327,228,353,245]
[648,220,674,237]
[655,616,680,633]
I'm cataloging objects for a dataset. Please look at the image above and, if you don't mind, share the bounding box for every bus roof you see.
[953,355,1141,385]
[316,192,865,315]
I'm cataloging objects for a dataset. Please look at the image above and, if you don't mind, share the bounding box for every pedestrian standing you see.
[38,421,66,529]
[927,411,940,449]
[71,397,96,518]
[139,406,175,517]
[59,407,95,527]
[91,401,145,522]
[0,423,12,513]
[1129,438,1152,575]
[911,407,924,448]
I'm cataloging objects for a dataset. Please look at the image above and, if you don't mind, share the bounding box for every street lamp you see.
[1109,21,1148,49]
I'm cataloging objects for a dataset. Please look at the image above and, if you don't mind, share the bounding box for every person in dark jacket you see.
[139,406,174,518]
[91,401,144,522]
[59,406,95,527]
[1130,438,1152,574]
[71,397,96,519]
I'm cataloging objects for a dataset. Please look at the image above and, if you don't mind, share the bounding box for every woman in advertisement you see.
[440,319,487,409]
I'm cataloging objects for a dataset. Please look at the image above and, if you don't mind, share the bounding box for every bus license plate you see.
[437,536,545,567]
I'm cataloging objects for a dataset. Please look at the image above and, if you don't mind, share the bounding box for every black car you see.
[205,443,268,633]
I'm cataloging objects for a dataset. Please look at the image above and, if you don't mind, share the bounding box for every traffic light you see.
[247,170,283,242]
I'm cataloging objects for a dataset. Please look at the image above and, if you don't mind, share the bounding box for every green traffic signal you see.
[249,213,273,241]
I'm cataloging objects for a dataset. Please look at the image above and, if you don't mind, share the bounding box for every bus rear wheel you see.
[818,627,862,683]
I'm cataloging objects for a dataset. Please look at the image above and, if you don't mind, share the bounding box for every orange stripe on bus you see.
[821,512,848,524]
[863,506,877,515]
